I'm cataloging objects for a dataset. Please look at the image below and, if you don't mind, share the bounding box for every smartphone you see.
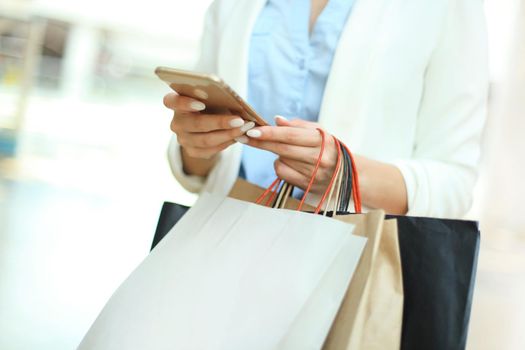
[155,66,268,126]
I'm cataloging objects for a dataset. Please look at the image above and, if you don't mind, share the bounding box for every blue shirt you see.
[242,0,355,188]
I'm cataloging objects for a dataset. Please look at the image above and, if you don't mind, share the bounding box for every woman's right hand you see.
[163,92,254,160]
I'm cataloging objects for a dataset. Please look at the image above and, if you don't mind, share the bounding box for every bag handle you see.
[342,142,362,213]
[256,128,362,214]
[255,128,326,209]
[298,128,327,212]
[314,135,342,214]
[321,137,343,216]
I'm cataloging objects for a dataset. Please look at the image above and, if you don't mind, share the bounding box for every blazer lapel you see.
[217,0,266,99]
[319,0,393,151]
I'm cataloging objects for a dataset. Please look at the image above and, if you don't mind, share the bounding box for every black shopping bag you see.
[152,202,479,350]
[151,202,190,250]
[389,215,480,350]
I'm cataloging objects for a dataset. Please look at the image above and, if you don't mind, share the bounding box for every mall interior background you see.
[1,0,524,349]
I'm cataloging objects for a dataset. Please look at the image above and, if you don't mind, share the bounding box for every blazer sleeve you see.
[167,0,237,194]
[393,0,489,218]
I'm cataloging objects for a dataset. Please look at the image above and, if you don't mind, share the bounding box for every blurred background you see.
[0,0,524,349]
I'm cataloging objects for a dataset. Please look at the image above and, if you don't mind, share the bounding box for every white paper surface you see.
[78,193,366,350]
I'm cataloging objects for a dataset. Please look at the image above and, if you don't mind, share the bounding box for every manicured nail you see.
[229,118,244,128]
[247,129,262,138]
[235,136,249,144]
[190,101,206,111]
[274,115,288,121]
[193,88,208,100]
[240,121,255,133]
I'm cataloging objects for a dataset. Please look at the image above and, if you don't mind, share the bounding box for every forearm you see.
[181,147,218,177]
[354,155,408,215]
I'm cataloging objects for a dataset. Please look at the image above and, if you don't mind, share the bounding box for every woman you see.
[163,0,488,218]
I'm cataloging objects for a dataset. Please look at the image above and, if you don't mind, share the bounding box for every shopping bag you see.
[229,178,404,350]
[232,176,479,349]
[150,196,403,350]
[229,124,479,350]
[390,215,480,350]
[323,216,402,350]
[78,192,367,350]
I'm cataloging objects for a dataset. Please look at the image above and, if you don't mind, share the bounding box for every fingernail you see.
[247,129,262,138]
[190,101,206,111]
[240,121,255,133]
[274,115,288,121]
[235,136,249,144]
[229,118,244,128]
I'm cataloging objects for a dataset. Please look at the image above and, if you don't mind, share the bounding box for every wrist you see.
[353,155,408,214]
[181,147,219,177]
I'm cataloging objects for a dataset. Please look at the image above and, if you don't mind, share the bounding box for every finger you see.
[274,159,309,189]
[278,157,314,178]
[179,127,248,148]
[172,112,249,133]
[245,134,336,166]
[274,116,321,129]
[280,157,337,188]
[183,140,236,159]
[246,126,321,146]
[289,119,321,129]
[274,115,291,127]
[245,139,321,164]
[163,92,206,112]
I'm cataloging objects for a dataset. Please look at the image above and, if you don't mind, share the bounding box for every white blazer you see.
[168,0,489,218]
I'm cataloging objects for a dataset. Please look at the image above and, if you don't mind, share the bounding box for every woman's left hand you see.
[238,116,339,194]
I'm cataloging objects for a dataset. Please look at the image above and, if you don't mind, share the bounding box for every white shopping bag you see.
[78,193,366,350]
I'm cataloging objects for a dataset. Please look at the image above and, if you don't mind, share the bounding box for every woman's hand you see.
[241,116,339,195]
[164,92,254,159]
[242,115,409,214]
[163,92,254,176]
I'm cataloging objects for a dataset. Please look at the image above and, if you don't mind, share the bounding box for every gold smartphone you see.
[155,66,268,126]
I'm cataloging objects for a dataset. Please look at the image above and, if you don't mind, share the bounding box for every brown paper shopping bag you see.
[230,179,404,350]
[323,216,403,350]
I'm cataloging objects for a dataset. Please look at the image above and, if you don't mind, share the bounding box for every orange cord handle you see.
[255,178,281,205]
[296,128,326,211]
[314,136,342,214]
